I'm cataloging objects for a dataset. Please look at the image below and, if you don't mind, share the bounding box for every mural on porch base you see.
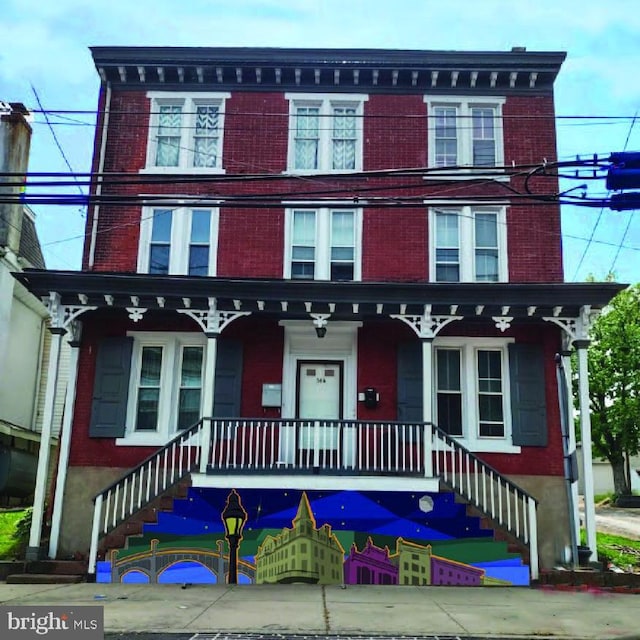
[96,488,529,586]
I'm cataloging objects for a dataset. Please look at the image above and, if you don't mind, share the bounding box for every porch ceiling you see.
[13,270,626,321]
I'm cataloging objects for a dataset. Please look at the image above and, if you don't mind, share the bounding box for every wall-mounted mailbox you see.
[362,387,379,409]
[262,383,282,408]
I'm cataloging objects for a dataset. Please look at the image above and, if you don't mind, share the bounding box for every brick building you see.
[16,46,624,583]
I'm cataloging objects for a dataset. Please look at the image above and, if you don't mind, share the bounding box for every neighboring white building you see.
[576,444,640,496]
[0,103,68,503]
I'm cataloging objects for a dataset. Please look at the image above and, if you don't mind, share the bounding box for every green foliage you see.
[581,530,640,570]
[584,285,640,495]
[0,508,30,559]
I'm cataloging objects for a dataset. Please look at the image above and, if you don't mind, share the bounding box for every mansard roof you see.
[90,46,566,95]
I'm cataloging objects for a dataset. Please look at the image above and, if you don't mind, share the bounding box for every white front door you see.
[297,361,342,458]
[298,362,342,419]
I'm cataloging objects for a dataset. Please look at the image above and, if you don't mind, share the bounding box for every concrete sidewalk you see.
[1,583,639,639]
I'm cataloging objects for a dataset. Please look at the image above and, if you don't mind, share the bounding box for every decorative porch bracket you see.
[390,304,462,339]
[541,304,597,345]
[178,296,251,334]
[542,304,599,564]
[47,291,97,332]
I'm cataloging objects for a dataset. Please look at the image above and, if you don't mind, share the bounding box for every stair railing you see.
[87,419,206,576]
[429,423,539,579]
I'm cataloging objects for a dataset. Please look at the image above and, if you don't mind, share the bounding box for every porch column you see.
[199,332,218,473]
[422,338,434,477]
[576,337,597,562]
[48,322,81,559]
[177,297,250,474]
[26,320,65,560]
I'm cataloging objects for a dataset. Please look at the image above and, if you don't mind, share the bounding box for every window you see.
[138,207,219,276]
[434,338,515,452]
[122,333,206,445]
[285,208,362,280]
[429,206,507,282]
[145,92,230,172]
[425,97,505,170]
[286,94,368,172]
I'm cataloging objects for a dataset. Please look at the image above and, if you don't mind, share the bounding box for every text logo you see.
[1,606,103,639]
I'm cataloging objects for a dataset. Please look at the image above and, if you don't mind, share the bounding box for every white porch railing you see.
[88,418,538,580]
[88,420,205,575]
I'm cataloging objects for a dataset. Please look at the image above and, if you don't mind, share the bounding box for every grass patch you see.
[582,530,640,570]
[0,509,30,559]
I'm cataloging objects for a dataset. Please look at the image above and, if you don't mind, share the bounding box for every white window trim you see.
[137,205,220,276]
[284,207,363,281]
[434,336,519,454]
[142,91,230,173]
[428,205,508,283]
[285,93,368,173]
[424,95,506,179]
[117,332,206,447]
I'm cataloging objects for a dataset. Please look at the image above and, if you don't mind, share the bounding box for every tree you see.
[586,285,640,496]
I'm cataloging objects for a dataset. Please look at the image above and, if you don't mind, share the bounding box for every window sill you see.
[116,433,174,447]
[282,169,362,177]
[460,439,521,454]
[139,167,226,175]
[423,170,509,182]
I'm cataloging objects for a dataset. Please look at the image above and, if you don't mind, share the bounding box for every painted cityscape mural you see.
[96,488,529,586]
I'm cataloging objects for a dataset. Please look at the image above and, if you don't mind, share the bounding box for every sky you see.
[2,0,639,283]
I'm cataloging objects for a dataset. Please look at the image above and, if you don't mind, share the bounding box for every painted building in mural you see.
[255,493,344,584]
[17,46,625,584]
[344,538,398,585]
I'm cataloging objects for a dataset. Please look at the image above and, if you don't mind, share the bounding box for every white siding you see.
[34,325,71,439]
[0,295,44,429]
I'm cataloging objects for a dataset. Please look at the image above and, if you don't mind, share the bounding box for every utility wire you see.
[571,109,639,281]
[30,85,86,198]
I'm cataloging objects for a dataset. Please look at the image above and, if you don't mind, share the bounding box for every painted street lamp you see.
[222,489,247,584]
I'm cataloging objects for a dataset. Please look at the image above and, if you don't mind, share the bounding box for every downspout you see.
[88,82,111,269]
[555,353,579,567]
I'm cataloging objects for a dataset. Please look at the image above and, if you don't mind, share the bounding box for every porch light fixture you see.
[311,313,330,339]
[222,489,247,584]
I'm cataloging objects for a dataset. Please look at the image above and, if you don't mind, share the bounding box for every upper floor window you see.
[429,206,507,282]
[286,94,368,173]
[425,97,505,170]
[138,207,219,276]
[144,92,230,172]
[284,207,362,281]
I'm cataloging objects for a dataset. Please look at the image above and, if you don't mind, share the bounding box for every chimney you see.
[0,102,32,255]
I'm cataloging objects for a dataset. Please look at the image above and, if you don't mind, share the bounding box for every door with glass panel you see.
[296,361,342,467]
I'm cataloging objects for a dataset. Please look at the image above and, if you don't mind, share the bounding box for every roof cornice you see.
[90,46,566,94]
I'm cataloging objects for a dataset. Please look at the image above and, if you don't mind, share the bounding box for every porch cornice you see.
[13,269,626,321]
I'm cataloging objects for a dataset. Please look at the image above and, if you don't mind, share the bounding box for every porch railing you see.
[87,420,205,575]
[88,417,538,580]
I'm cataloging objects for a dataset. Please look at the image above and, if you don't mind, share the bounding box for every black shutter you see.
[397,342,423,422]
[509,343,547,446]
[89,337,133,438]
[213,339,243,417]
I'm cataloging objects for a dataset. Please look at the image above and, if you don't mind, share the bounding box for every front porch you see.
[88,417,537,579]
